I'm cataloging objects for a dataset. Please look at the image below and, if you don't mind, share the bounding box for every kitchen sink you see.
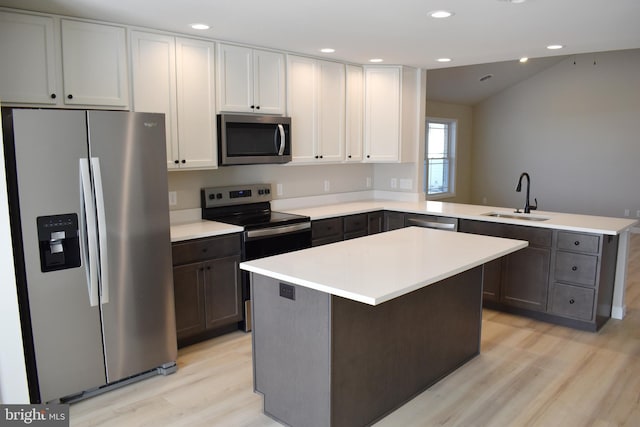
[482,211,550,221]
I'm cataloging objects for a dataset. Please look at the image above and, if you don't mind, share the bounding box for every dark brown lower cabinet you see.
[172,233,242,346]
[460,219,617,331]
[500,246,550,312]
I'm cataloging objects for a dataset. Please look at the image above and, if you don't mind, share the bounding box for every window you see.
[425,118,456,198]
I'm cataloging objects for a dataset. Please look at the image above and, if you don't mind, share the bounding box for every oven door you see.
[242,222,311,331]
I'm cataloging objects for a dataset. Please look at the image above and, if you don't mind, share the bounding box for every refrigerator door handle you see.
[91,157,110,305]
[79,159,100,307]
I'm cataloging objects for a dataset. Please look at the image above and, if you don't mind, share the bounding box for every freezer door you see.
[11,109,106,402]
[86,111,177,382]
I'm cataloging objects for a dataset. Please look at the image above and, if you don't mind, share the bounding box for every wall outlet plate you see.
[279,283,295,300]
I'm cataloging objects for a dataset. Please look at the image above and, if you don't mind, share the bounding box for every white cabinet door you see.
[130,31,179,169]
[287,55,318,163]
[364,67,401,162]
[345,65,364,162]
[217,44,253,113]
[217,44,285,114]
[317,60,345,162]
[175,37,217,169]
[61,19,129,107]
[0,11,58,104]
[253,49,285,114]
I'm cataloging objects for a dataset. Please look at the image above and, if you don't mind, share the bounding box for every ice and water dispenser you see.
[37,214,81,272]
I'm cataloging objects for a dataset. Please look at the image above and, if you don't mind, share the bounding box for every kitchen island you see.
[240,227,527,427]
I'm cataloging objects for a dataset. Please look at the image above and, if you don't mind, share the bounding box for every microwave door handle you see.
[277,124,286,155]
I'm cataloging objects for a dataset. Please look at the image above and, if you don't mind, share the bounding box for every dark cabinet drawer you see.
[549,283,595,321]
[557,232,600,254]
[367,211,384,235]
[312,217,343,241]
[502,224,552,247]
[343,213,368,235]
[554,251,598,286]
[172,234,242,266]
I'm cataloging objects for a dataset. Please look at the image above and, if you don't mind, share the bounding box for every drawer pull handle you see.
[569,298,575,304]
[572,266,578,271]
[574,241,580,246]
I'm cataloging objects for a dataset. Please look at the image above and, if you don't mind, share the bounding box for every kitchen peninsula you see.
[240,227,527,427]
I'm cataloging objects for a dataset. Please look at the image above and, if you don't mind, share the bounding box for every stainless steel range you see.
[201,184,311,330]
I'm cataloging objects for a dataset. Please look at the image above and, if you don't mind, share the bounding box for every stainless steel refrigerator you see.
[2,108,177,403]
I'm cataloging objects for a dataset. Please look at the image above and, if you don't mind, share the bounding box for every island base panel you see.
[251,266,483,427]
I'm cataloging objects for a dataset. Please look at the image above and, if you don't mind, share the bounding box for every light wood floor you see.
[70,234,640,426]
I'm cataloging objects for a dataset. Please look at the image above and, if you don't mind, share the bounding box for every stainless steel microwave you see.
[217,114,292,165]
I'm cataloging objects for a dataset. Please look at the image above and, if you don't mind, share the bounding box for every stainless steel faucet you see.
[515,172,537,213]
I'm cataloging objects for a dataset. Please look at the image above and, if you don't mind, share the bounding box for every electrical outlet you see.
[390,178,398,189]
[279,283,295,300]
[482,197,488,205]
[276,183,283,196]
[324,180,330,192]
[399,179,412,190]
[366,177,372,188]
[168,191,177,206]
[625,209,630,217]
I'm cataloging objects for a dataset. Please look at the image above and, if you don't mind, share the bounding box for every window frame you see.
[425,117,457,200]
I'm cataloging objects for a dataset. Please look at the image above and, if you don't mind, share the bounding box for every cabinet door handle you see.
[174,160,179,164]
[50,93,57,99]
[250,105,255,109]
[256,105,260,110]
[569,298,575,304]
[574,241,580,246]
[572,266,578,271]
[181,159,186,164]
[67,94,73,99]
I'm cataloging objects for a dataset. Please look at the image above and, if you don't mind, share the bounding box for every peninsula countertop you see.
[278,200,637,236]
[240,226,528,305]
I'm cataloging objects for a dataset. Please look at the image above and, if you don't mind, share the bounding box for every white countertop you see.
[240,227,528,305]
[282,200,638,235]
[169,200,638,242]
[170,220,243,242]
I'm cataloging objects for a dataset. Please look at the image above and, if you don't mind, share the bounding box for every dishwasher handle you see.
[406,217,458,231]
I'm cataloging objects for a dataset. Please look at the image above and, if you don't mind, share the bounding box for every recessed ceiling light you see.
[547,44,564,50]
[430,10,454,18]
[519,57,529,63]
[369,58,384,63]
[437,58,452,63]
[190,23,210,30]
[320,48,336,53]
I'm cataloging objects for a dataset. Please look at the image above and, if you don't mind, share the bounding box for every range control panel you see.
[201,184,272,208]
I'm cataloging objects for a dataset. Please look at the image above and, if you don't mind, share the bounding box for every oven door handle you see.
[245,222,310,239]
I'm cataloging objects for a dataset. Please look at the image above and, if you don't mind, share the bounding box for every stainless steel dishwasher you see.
[405,214,459,231]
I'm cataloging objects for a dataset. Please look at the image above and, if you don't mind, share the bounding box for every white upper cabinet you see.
[0,11,58,104]
[0,11,129,108]
[131,31,217,170]
[60,19,129,107]
[287,55,345,164]
[345,65,364,162]
[364,66,419,163]
[217,44,285,114]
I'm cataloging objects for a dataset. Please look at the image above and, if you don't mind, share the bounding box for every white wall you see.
[0,107,30,403]
[168,162,423,211]
[471,49,640,217]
